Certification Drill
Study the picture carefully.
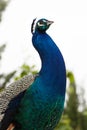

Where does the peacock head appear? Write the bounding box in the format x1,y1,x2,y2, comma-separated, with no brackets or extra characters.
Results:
31,18,54,34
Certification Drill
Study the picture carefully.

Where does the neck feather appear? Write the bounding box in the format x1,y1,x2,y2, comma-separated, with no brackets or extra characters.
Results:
32,31,66,94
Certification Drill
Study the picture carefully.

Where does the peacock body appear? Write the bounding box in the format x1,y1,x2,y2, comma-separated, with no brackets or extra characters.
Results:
0,18,66,130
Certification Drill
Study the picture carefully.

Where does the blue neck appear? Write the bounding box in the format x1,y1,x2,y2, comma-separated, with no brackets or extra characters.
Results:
32,30,66,95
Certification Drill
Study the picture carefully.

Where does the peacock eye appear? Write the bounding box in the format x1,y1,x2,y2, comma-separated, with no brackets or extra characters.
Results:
39,21,43,24
38,21,44,26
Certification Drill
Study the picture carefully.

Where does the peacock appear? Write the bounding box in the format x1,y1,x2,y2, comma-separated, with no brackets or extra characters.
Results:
0,18,66,130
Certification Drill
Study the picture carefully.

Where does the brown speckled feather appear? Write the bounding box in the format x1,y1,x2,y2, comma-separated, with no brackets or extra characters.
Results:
0,74,35,130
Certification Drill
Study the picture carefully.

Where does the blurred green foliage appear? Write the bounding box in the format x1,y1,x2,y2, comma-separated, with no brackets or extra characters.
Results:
66,71,79,129
14,64,38,80
0,44,6,59
0,45,37,90
0,44,16,90
0,0,16,91
55,71,87,130
0,0,9,21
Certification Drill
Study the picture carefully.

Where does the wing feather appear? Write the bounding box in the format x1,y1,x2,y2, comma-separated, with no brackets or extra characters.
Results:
0,74,35,129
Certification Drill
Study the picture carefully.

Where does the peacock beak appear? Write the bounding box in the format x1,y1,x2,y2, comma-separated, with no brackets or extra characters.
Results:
47,20,54,26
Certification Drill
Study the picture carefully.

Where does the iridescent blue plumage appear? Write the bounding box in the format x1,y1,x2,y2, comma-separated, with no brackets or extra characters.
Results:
5,18,66,130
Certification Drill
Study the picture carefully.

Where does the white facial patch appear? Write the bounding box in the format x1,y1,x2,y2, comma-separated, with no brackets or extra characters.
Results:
37,22,44,27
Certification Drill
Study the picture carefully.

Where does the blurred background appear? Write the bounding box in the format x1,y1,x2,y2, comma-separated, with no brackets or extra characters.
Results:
0,0,87,129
